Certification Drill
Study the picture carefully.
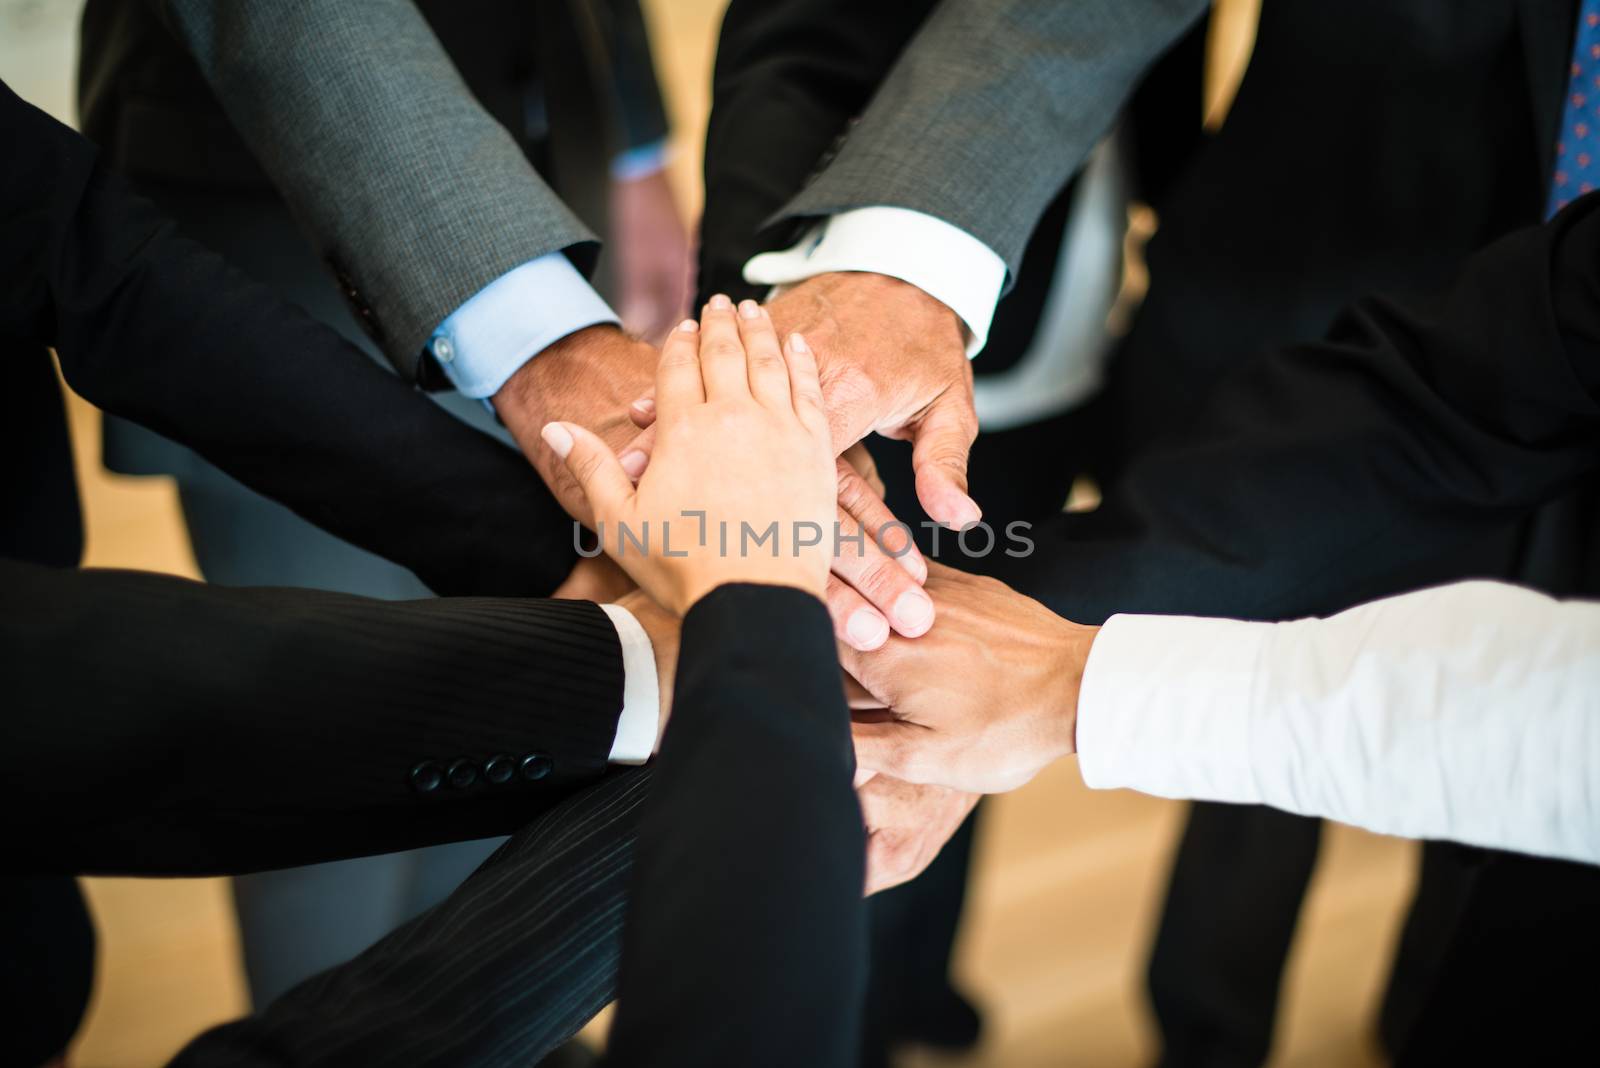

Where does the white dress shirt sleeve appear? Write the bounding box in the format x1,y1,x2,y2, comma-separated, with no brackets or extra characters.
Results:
426,253,620,399
1075,580,1600,866
598,602,661,765
743,206,1007,357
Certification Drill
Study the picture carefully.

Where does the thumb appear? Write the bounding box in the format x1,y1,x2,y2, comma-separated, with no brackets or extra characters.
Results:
541,422,636,520
910,393,981,528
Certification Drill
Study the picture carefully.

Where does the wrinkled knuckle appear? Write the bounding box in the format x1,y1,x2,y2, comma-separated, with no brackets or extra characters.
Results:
855,557,905,601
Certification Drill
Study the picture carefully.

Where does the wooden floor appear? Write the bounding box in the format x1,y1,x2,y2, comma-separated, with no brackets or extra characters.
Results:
6,1,1417,1065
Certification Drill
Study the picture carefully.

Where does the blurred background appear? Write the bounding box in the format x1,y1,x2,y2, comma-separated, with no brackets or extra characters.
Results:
3,0,1417,1064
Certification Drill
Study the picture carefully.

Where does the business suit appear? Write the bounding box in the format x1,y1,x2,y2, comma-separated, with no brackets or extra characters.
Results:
162,585,860,1068
711,0,1597,1062
0,80,629,1064
75,0,672,1002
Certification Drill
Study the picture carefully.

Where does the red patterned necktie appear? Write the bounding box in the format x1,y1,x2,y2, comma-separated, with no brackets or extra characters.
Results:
1550,3,1600,218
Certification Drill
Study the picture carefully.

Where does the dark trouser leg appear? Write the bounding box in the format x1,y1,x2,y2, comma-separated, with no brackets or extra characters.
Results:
1385,846,1600,1065
1148,804,1323,1068
3,877,96,1068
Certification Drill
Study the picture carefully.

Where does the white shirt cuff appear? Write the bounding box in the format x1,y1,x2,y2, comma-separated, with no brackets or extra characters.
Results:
598,603,660,765
427,253,620,399
742,206,1007,357
1076,613,1267,803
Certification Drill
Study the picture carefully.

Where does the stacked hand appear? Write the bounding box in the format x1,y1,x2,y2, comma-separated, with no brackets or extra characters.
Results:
523,280,1094,896
845,562,1097,794
542,294,837,613
621,271,971,650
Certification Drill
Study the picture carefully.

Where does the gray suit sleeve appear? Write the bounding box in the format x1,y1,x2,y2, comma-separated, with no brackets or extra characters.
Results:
779,0,1210,280
160,0,597,380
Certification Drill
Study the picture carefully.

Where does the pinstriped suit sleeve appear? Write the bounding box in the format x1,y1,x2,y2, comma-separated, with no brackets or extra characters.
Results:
3,559,626,877
156,0,598,378
778,0,1210,280
172,768,654,1068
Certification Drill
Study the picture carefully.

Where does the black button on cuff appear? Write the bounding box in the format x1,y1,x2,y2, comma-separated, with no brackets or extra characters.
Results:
520,753,553,781
409,761,444,794
447,757,479,789
484,754,515,785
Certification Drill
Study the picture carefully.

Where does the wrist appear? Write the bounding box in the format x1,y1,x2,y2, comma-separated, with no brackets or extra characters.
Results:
492,324,624,421
678,572,826,618
1049,622,1099,760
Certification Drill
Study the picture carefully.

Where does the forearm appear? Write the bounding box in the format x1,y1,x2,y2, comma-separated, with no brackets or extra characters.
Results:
176,768,652,1068
605,586,866,1067
698,0,938,301
1076,581,1600,865
1,560,623,876
160,0,594,372
7,84,575,596
988,197,1600,624
779,0,1209,276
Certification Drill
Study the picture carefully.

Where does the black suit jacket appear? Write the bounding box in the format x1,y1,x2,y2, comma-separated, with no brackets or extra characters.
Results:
1,79,626,873
171,585,866,1068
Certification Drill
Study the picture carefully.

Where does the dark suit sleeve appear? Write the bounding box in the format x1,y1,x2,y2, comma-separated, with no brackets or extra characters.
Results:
2,558,625,876
988,194,1600,623
604,585,867,1068
0,80,574,598
173,768,654,1068
169,588,856,1068
696,0,938,302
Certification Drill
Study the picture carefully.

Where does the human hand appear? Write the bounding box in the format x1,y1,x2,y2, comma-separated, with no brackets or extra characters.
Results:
624,413,934,651
857,771,980,895
768,271,980,528
843,561,1098,794
541,296,836,615
610,169,692,343
492,324,657,525
827,443,933,650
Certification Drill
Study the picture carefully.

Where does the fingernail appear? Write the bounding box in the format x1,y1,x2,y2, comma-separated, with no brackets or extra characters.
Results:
738,299,761,319
947,497,982,529
789,332,809,354
619,449,648,479
903,550,929,584
847,608,890,649
893,589,934,632
676,318,698,333
631,397,655,416
708,294,733,311
540,422,573,459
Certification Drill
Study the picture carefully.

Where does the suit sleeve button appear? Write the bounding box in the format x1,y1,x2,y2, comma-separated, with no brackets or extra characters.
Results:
447,758,479,789
519,754,553,781
409,761,444,794
484,754,515,785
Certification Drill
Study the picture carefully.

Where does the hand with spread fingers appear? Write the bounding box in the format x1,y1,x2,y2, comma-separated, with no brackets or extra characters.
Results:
843,561,1099,795
541,295,837,615
626,389,936,652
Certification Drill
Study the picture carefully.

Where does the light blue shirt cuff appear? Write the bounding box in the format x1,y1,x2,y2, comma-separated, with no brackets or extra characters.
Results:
611,137,672,181
427,253,620,399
